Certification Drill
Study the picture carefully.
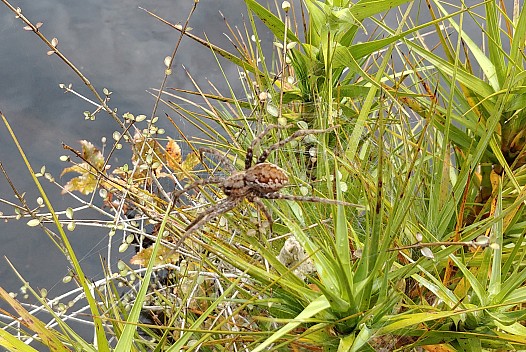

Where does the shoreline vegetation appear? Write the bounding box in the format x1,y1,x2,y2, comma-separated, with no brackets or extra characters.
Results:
2,1,526,351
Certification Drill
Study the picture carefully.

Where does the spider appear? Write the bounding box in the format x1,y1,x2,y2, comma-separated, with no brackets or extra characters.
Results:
171,124,356,246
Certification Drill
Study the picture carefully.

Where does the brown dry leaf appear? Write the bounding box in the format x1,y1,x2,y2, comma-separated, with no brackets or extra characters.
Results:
163,140,200,180
132,132,163,164
130,132,167,182
166,137,182,170
61,140,105,195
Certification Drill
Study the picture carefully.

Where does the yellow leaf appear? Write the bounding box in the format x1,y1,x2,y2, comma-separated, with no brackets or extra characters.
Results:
130,246,179,266
172,152,200,181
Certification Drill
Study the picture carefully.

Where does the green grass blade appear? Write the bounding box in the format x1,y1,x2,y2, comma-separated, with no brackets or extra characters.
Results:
351,0,413,21
0,329,39,352
244,0,299,43
431,0,500,91
483,0,506,86
448,254,487,305
114,203,174,351
0,287,69,352
507,4,526,73
166,270,248,351
251,295,331,352
0,113,109,351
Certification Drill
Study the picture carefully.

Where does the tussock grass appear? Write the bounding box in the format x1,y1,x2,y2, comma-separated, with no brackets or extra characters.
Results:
2,1,526,351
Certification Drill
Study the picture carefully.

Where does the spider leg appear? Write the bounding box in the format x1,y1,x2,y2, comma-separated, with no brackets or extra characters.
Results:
246,124,294,170
172,197,241,249
185,198,240,235
172,177,224,201
250,196,274,229
198,147,237,174
257,125,339,164
260,192,363,207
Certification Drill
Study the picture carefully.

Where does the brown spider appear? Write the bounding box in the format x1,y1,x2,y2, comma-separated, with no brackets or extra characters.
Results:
171,124,356,246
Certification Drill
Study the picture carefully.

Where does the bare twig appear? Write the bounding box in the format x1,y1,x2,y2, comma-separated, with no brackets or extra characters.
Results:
1,0,125,129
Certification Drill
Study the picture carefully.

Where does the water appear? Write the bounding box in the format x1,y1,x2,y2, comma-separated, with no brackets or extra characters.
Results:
0,0,249,331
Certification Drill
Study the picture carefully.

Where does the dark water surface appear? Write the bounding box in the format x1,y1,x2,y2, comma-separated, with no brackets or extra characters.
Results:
0,0,247,303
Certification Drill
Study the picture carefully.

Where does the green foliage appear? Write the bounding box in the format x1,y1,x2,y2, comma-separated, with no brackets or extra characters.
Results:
3,1,526,351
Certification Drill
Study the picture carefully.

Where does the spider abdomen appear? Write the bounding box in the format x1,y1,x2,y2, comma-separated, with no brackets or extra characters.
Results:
221,163,288,197
245,162,288,194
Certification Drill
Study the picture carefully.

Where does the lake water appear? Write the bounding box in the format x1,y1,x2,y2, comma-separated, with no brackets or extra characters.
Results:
0,0,249,318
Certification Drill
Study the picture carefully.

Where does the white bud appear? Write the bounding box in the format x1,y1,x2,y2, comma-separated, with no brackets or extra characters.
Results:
286,42,297,50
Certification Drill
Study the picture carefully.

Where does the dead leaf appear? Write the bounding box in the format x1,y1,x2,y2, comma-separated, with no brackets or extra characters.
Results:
130,246,179,266
166,137,182,170
61,140,105,195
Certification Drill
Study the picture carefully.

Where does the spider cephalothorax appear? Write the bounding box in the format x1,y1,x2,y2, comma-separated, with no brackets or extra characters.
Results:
171,124,355,247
